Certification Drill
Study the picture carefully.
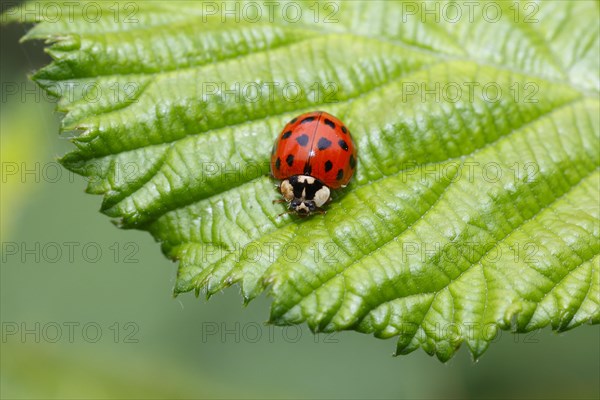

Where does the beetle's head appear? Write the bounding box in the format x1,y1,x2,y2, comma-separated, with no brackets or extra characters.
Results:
280,175,330,216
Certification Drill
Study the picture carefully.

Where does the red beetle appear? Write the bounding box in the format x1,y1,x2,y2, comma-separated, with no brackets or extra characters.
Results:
270,111,357,215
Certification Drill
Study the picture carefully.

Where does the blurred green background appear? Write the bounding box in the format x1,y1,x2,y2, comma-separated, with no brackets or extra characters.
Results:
1,13,599,400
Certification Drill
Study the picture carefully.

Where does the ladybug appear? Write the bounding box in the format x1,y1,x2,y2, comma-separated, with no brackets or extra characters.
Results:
270,111,357,216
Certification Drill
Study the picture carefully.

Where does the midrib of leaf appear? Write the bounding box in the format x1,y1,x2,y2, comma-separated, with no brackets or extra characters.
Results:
169,100,592,310
79,64,582,231
241,97,596,330
171,73,584,245
102,60,448,222
27,5,596,219
7,0,598,361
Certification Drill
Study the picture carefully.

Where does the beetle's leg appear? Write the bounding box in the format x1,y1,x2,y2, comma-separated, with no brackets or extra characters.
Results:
277,210,296,217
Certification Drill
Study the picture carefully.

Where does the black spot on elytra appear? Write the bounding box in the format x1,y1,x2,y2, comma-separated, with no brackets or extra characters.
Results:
275,157,281,169
290,117,298,124
336,169,344,180
281,130,292,139
349,154,356,169
303,163,312,175
301,116,316,124
286,154,294,167
324,160,333,172
317,137,332,150
295,134,309,146
338,139,349,151
324,119,335,129
341,126,348,134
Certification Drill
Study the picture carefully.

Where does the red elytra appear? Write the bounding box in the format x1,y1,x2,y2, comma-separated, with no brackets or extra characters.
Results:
270,111,357,215
271,111,357,188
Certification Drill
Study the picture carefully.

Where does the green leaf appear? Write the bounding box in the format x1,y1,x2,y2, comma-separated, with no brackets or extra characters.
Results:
7,0,599,361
